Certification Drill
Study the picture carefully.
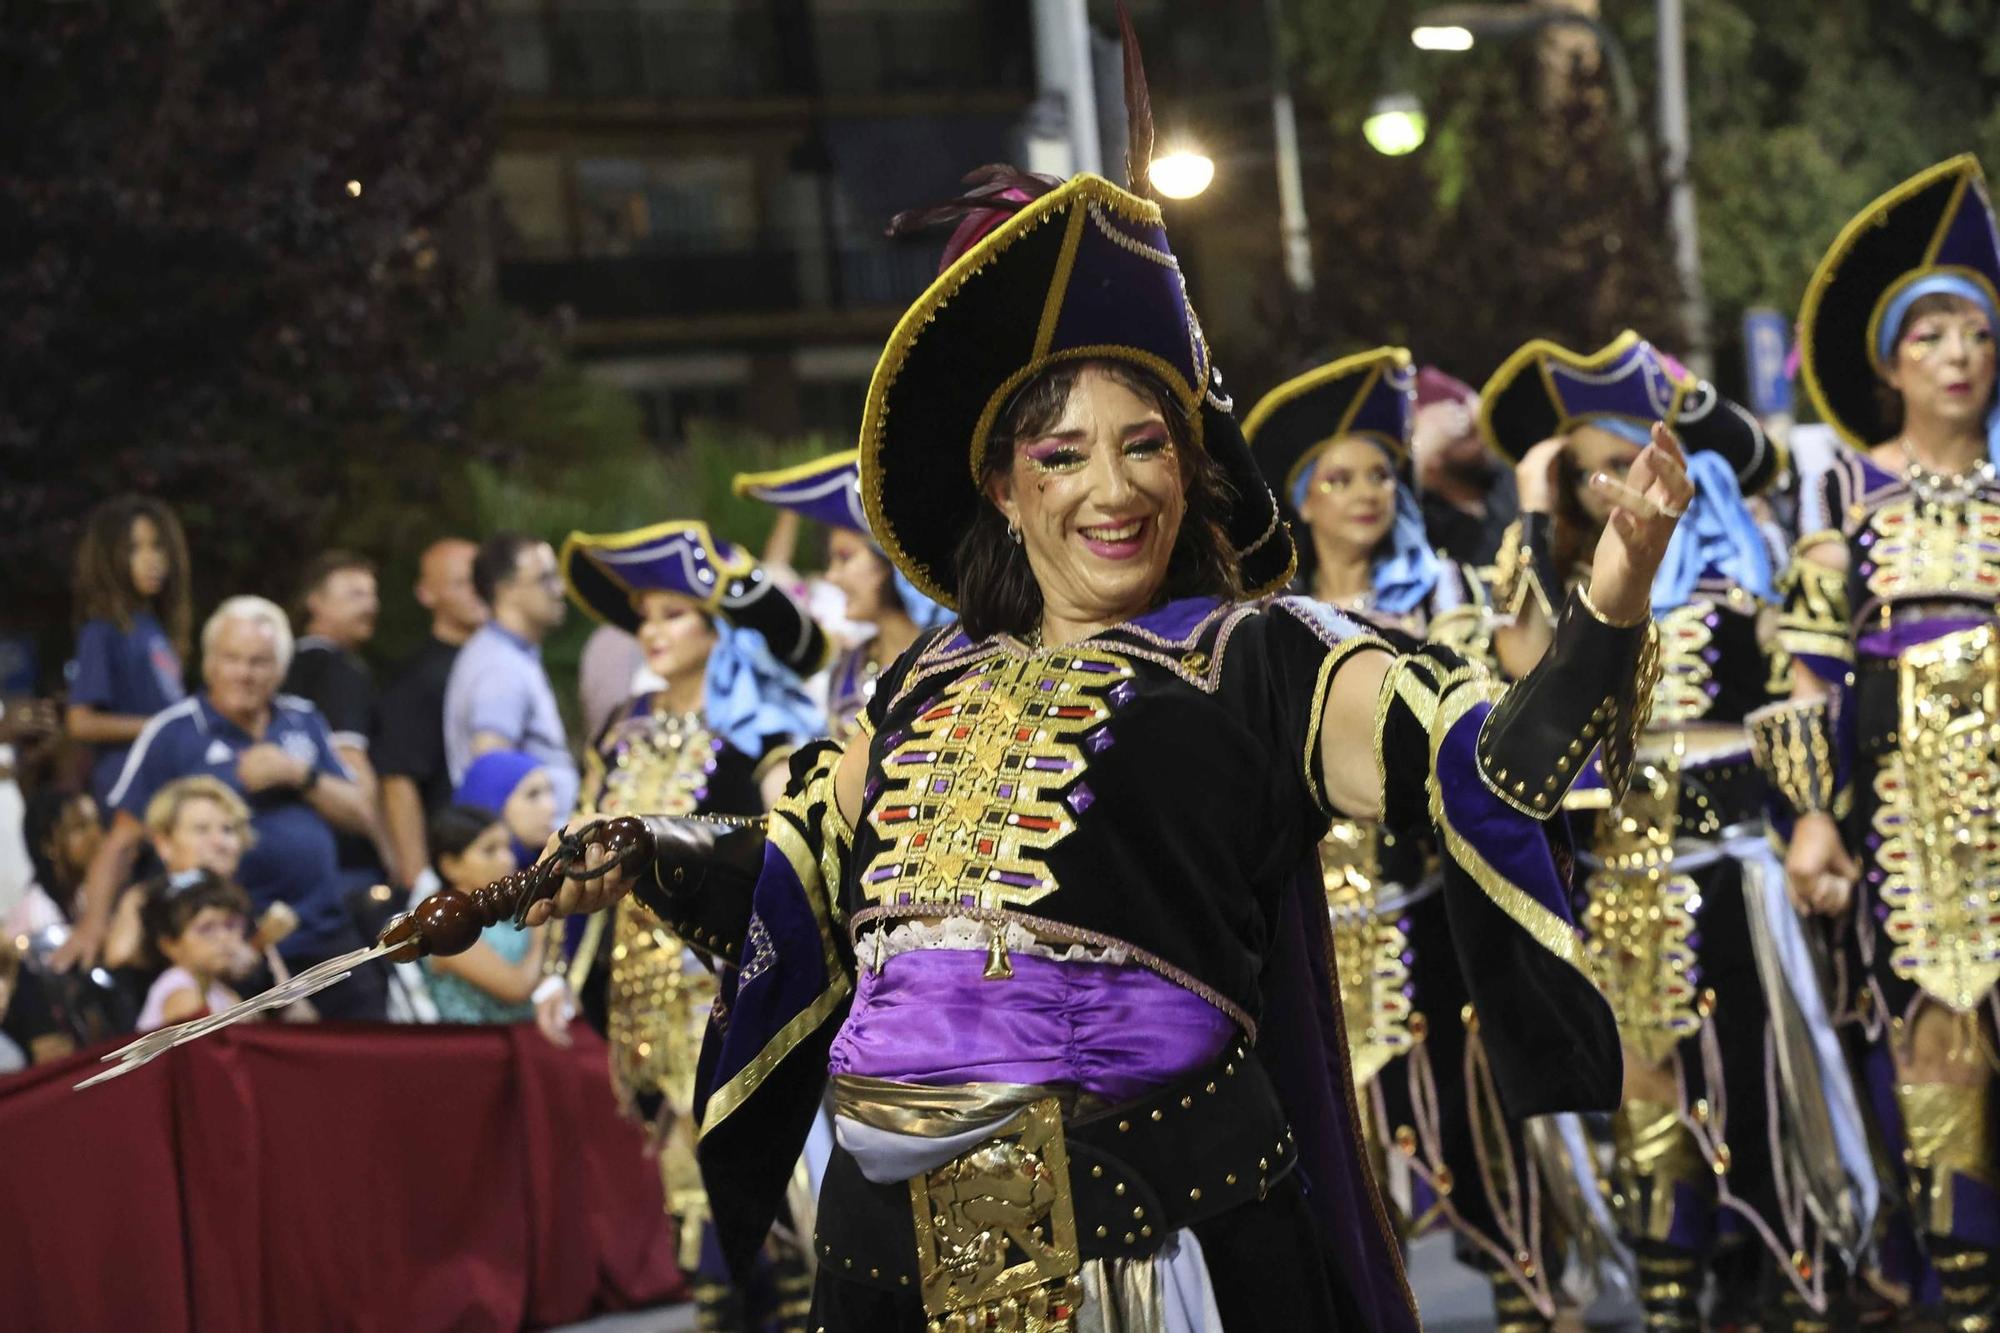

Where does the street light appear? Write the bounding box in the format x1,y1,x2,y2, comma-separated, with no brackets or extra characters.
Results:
1410,5,1640,142
1411,25,1475,51
1363,94,1427,157
1150,149,1216,200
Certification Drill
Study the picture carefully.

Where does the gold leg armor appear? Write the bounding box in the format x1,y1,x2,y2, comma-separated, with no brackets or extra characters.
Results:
1896,1080,1998,1238
1612,1097,1709,1245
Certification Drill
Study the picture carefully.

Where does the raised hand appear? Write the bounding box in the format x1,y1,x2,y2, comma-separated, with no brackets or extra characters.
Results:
1586,422,1695,622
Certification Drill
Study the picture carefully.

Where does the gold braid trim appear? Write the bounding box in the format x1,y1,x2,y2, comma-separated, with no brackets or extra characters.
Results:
1778,554,1853,667
697,748,855,1140
1426,679,1591,976
1746,697,1847,818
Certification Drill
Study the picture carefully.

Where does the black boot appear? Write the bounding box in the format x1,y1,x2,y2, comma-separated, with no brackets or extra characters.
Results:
1489,1265,1553,1333
1635,1239,1705,1331
1930,1237,1999,1333
693,1278,748,1333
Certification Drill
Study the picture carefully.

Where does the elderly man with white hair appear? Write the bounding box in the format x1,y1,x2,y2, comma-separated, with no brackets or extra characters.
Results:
56,597,387,1020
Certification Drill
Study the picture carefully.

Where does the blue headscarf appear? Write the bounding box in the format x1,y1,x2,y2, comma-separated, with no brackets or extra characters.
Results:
1876,273,2000,466
1584,416,1777,612
889,565,956,632
454,750,548,863
1289,448,1442,616
454,750,543,820
703,623,824,757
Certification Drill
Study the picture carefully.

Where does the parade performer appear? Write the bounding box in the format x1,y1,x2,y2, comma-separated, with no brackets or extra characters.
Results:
551,520,826,1333
733,452,955,742
1486,331,1874,1330
1244,347,1579,1331
1776,153,2000,1331
503,125,1697,1325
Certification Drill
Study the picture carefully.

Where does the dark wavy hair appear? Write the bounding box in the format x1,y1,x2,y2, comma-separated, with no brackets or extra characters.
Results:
72,494,193,660
140,870,250,971
954,359,1242,640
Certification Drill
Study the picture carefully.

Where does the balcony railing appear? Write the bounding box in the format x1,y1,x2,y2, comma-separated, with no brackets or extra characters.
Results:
498,4,1031,103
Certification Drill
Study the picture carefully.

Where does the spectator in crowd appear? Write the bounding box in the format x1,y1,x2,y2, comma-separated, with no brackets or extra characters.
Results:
453,749,560,866
442,533,577,815
420,804,542,1023
58,597,389,1020
134,872,250,1032
1411,366,1519,566
64,495,192,810
0,698,62,936
19,787,101,934
374,538,486,890
284,550,391,885
0,938,74,1071
103,775,253,972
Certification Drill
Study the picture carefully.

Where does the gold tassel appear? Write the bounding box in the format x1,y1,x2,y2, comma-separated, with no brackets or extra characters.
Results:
984,928,1014,980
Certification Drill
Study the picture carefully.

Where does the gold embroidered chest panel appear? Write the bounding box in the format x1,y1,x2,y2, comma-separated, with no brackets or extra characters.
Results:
593,709,717,818
587,708,719,1113
861,647,1133,911
1859,493,2000,609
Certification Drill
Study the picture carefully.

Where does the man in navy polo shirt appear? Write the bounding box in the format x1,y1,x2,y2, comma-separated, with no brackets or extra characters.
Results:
58,597,389,1021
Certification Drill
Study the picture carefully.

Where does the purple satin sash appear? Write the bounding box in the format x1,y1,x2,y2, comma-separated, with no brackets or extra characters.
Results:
826,948,1237,1103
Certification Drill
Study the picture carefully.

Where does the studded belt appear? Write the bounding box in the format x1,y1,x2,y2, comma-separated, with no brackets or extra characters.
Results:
813,1041,1297,1300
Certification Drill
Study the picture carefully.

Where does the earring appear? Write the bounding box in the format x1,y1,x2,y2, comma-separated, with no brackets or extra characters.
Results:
1007,521,1022,545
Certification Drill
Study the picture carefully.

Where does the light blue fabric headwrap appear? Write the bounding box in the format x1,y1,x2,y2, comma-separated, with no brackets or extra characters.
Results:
1581,416,1776,611
703,623,823,757
1288,448,1440,615
1373,485,1444,615
889,565,956,632
1875,273,2000,466
1650,452,1777,612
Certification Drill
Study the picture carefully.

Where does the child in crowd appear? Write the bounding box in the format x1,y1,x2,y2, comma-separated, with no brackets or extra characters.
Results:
135,872,250,1032
421,804,543,1023
65,495,193,811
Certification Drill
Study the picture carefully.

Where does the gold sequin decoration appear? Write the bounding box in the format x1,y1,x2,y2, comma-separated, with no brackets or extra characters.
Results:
593,709,721,1159
1581,742,1701,1066
1863,494,2000,608
1321,820,1412,1087
1651,601,1717,725
861,648,1130,910
1875,624,2000,1011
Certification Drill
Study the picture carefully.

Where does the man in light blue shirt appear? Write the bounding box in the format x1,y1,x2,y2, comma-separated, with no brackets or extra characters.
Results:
442,533,579,815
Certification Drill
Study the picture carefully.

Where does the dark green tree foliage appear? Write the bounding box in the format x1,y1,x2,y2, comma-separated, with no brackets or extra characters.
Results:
0,0,542,650
1272,0,2000,394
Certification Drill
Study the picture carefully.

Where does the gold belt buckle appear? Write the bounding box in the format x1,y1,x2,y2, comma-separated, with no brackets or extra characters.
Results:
908,1095,1083,1332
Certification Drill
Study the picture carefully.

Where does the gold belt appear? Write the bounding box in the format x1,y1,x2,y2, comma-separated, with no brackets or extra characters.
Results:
831,1078,1083,1333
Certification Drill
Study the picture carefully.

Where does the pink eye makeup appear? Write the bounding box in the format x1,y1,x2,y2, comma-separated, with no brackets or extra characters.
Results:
1022,437,1087,472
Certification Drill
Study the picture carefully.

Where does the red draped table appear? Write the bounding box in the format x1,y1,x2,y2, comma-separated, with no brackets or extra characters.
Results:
0,1023,688,1331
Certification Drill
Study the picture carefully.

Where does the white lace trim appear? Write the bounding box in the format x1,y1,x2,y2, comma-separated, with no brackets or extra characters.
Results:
866,916,1132,967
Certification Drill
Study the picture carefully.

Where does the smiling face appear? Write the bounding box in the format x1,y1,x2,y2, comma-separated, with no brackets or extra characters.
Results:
1885,293,1998,433
633,588,718,684
985,364,1188,635
825,527,895,623
1300,437,1398,558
